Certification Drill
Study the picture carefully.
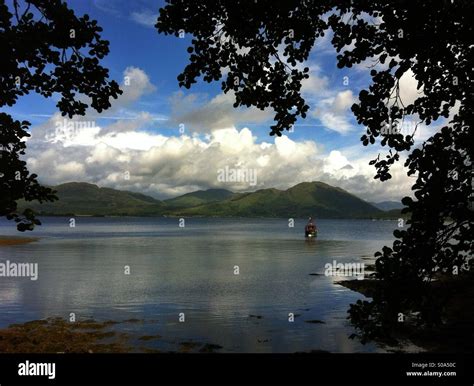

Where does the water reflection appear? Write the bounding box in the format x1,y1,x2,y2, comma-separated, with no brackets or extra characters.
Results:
0,217,398,352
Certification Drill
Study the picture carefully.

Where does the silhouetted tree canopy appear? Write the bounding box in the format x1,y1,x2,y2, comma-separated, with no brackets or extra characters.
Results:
157,0,473,341
0,0,121,231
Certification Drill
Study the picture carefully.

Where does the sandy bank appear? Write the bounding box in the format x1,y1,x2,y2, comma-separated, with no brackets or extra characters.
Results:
0,236,39,246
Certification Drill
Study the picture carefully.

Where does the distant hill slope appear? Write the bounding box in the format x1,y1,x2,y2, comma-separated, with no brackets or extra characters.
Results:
371,200,404,211
18,181,384,218
372,208,408,219
168,182,383,218
164,188,236,208
19,182,165,216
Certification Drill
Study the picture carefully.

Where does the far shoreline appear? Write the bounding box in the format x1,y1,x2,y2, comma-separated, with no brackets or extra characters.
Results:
7,213,404,220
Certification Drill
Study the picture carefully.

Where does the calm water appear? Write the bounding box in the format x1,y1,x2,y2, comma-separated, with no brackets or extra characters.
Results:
0,217,402,353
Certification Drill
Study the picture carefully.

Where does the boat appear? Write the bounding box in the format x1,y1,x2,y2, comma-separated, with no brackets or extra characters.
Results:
305,224,317,238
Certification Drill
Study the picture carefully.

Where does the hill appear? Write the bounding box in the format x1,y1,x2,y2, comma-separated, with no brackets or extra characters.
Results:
18,181,385,219
371,208,408,219
371,200,404,211
164,188,236,208
168,182,383,218
19,182,165,216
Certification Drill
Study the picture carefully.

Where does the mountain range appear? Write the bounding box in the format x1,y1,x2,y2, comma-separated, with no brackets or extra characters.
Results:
370,201,404,211
18,181,403,219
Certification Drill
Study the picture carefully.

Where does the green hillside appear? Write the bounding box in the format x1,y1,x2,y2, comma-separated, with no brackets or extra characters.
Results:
370,200,404,211
164,188,236,208
168,182,383,218
17,181,384,218
371,208,408,219
19,182,165,216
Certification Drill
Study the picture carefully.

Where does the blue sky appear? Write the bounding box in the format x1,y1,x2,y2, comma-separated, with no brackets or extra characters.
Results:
12,0,366,146
7,0,429,201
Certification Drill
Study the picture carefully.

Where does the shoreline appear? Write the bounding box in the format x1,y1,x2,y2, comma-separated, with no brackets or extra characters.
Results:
0,236,39,246
0,317,223,353
2,277,470,353
337,273,474,353
4,214,403,221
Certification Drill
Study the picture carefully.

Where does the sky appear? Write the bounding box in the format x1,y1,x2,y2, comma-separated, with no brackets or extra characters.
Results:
7,0,443,202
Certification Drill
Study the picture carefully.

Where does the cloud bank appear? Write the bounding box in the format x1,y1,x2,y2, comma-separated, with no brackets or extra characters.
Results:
24,67,414,202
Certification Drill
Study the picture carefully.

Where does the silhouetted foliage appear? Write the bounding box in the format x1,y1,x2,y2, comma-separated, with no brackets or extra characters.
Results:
0,0,121,231
157,0,473,341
